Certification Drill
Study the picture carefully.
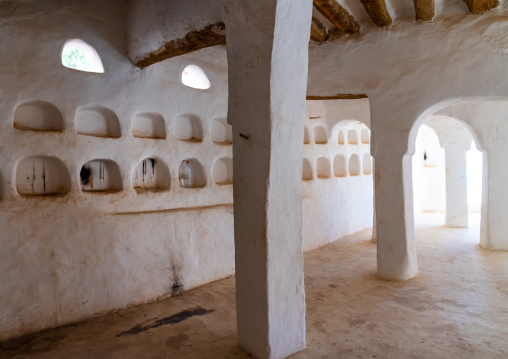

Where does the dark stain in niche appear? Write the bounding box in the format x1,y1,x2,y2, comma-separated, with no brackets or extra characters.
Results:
80,164,91,186
116,307,213,337
171,275,184,295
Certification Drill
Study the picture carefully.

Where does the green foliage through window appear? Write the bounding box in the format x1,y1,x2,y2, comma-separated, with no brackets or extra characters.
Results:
62,47,91,71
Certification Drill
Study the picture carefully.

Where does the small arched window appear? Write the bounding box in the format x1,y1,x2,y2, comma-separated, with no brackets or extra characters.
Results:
181,65,211,90
61,39,104,73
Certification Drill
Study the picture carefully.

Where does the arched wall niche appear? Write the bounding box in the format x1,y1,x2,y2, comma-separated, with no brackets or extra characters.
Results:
363,153,373,174
80,159,122,192
16,156,71,196
316,157,331,178
212,157,233,185
132,113,166,139
174,114,203,142
314,125,328,144
133,158,170,192
75,105,121,138
349,154,361,176
178,158,206,188
13,101,64,132
302,158,313,181
361,128,370,144
348,130,359,144
304,127,310,144
338,130,345,145
211,117,232,144
333,154,347,177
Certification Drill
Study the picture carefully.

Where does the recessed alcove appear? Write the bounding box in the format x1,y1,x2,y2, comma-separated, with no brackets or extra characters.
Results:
348,130,359,144
80,159,122,192
75,105,121,138
316,157,331,178
174,114,203,142
363,153,373,174
314,125,328,144
338,130,345,145
333,154,347,177
302,158,313,181
178,159,206,188
361,128,370,144
210,117,232,144
349,154,361,176
132,113,166,139
304,127,310,144
16,156,70,196
133,158,170,192
13,101,64,132
212,157,233,185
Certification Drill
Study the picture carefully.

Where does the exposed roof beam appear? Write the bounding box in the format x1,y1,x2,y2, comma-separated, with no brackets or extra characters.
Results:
465,0,499,14
135,22,226,69
310,17,330,42
414,0,435,21
313,0,360,34
359,0,392,27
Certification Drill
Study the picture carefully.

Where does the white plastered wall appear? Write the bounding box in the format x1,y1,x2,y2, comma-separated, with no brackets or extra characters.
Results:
0,0,235,341
303,99,374,251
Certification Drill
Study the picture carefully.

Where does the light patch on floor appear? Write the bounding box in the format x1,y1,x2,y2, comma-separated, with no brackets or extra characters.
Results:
1,213,507,358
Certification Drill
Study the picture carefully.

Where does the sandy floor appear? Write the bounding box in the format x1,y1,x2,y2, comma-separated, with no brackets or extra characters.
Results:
2,213,508,359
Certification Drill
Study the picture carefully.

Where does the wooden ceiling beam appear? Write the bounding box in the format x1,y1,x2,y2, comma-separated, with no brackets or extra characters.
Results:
414,0,435,21
135,22,226,69
359,0,392,27
310,17,330,42
313,0,360,34
465,0,499,15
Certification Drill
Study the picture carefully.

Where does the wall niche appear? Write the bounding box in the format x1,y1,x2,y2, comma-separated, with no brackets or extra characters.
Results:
333,154,347,177
75,105,121,138
302,158,313,181
212,157,233,185
80,159,122,192
132,113,166,139
316,157,331,179
338,130,345,145
16,156,70,196
348,130,359,144
363,153,373,174
304,127,310,144
349,154,361,176
13,101,64,132
314,125,327,144
133,158,170,192
361,128,370,144
174,114,203,142
211,117,232,144
178,159,206,188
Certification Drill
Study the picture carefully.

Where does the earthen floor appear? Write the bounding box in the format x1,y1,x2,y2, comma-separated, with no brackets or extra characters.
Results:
2,214,508,359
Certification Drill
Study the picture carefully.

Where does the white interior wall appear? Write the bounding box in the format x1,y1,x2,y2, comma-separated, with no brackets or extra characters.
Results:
0,2,377,342
0,0,234,341
303,99,374,251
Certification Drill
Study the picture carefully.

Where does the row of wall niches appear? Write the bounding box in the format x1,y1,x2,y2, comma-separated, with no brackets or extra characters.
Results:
302,153,373,180
11,101,232,144
304,126,370,145
12,156,233,197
